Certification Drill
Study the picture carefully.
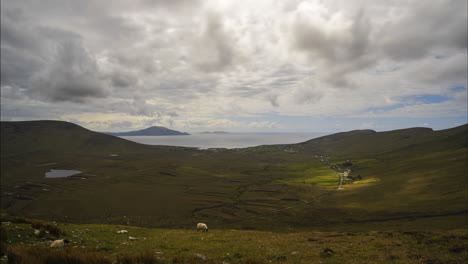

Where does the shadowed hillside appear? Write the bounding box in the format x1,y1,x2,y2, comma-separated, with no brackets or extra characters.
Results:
297,126,466,157
1,120,158,156
1,121,466,231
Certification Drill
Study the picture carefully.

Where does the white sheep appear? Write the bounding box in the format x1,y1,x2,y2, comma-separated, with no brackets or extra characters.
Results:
50,239,70,248
116,230,128,234
196,223,208,232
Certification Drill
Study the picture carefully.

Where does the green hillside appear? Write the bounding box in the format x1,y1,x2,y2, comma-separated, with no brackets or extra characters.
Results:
1,121,466,232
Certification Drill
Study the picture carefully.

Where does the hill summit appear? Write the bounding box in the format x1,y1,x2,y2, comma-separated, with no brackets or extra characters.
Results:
105,126,189,136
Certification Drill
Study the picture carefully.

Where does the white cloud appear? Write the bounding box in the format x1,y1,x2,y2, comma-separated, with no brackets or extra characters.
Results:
1,0,466,131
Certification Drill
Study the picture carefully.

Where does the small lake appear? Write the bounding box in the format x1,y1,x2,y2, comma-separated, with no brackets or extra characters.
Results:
45,169,82,178
120,133,327,149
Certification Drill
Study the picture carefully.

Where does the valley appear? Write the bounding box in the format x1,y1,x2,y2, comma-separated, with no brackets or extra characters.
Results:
1,120,467,263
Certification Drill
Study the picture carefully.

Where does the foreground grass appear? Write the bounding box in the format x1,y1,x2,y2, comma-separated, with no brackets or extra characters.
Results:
2,221,467,264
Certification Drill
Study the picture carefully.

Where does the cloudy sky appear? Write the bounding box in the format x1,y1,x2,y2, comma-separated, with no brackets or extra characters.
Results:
1,0,467,133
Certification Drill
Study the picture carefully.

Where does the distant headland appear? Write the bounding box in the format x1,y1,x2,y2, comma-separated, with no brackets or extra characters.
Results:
105,126,189,136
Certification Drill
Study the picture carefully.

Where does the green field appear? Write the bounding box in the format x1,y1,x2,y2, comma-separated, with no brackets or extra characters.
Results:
1,121,467,262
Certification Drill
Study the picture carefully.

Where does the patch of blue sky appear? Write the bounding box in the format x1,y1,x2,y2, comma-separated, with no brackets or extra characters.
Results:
364,104,408,114
400,94,451,104
450,86,466,92
434,55,448,59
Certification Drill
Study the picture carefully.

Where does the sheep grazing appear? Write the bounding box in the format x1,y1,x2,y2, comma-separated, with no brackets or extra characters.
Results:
50,239,70,248
196,223,208,232
116,230,128,234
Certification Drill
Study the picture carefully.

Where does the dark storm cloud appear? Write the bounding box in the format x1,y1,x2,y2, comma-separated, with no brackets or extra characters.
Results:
30,39,106,102
0,46,42,88
290,0,467,88
192,12,238,72
108,70,139,88
0,8,45,88
1,0,203,104
1,8,40,52
292,9,371,63
380,0,467,61
291,8,374,87
1,4,107,103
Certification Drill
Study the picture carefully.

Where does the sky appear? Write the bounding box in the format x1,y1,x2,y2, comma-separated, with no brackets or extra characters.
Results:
1,0,467,133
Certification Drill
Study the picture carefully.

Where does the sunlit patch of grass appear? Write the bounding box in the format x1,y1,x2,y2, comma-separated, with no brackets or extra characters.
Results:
276,161,339,186
281,169,339,186
350,177,380,186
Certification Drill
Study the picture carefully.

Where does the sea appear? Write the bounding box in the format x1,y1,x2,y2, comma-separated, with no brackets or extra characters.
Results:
120,133,327,149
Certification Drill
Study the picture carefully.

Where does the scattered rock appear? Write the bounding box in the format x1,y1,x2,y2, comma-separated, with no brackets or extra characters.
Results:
128,236,139,241
196,253,207,261
320,248,335,258
117,230,128,234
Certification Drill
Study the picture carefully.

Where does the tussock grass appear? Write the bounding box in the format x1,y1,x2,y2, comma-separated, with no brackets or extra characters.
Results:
6,244,111,264
29,220,64,237
1,216,65,238
116,250,163,264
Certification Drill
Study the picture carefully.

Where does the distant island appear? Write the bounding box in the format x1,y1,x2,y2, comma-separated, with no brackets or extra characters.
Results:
105,126,190,136
200,131,229,134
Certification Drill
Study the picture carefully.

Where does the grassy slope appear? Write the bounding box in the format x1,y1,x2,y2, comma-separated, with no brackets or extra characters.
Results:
1,121,467,232
283,125,468,230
